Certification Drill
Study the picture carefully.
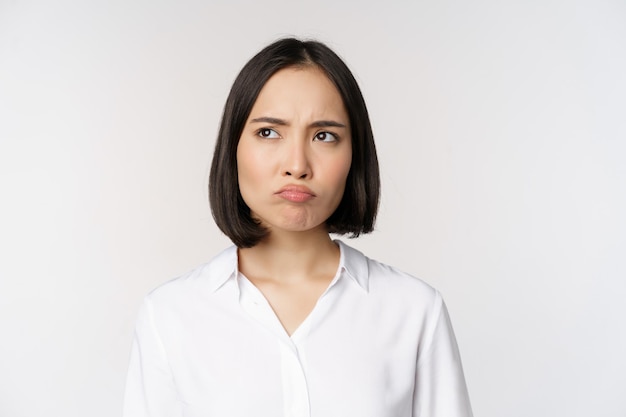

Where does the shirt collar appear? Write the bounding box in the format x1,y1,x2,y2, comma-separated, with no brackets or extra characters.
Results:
335,240,369,292
204,239,370,293
205,245,238,293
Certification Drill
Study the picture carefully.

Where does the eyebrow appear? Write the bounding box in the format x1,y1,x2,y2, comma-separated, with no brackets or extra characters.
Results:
249,117,347,129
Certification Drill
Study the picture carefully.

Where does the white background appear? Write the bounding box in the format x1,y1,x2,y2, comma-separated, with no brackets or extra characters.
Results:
1,0,625,416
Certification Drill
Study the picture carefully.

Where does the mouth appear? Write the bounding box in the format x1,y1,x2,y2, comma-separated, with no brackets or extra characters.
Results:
275,185,316,203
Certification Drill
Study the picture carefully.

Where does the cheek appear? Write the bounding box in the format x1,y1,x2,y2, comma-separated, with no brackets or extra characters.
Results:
237,143,262,185
337,149,353,182
326,152,352,196
236,156,256,210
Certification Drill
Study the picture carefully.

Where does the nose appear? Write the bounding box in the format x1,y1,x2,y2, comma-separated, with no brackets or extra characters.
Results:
282,139,311,179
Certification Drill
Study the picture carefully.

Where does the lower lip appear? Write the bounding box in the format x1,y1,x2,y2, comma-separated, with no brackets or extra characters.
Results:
277,190,315,203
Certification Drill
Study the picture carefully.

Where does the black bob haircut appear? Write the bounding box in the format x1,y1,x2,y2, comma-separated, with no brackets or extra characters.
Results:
209,38,380,248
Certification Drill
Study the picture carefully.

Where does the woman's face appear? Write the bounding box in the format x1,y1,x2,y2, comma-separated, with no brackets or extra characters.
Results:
236,66,352,235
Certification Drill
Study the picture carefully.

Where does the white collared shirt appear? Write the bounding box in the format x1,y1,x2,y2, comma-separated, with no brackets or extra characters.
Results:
123,241,473,417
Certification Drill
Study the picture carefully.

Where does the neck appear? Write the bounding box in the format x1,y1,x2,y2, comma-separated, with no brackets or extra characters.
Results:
238,227,339,283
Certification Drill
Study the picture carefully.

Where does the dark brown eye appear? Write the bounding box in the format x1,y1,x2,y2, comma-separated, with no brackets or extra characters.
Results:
257,128,279,139
314,131,337,142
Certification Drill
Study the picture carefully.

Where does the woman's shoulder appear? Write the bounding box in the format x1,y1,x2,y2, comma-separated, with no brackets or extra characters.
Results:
144,245,238,306
337,240,440,303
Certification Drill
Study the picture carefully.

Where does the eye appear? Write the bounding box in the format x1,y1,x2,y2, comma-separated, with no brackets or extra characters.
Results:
314,131,338,143
257,128,280,139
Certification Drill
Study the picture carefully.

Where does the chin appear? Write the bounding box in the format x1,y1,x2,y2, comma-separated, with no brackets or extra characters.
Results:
268,219,328,234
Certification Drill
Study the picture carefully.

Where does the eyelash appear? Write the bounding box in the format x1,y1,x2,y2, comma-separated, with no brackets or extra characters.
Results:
255,128,339,143
314,131,339,143
256,128,280,139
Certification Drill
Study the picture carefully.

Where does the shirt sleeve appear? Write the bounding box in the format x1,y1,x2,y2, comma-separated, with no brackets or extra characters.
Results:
413,292,473,417
123,297,182,417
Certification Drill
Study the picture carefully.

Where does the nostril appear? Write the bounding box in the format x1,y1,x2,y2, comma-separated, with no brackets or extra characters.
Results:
284,170,308,178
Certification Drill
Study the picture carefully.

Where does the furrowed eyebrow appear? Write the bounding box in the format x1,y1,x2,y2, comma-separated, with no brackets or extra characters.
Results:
249,117,347,129
309,120,347,129
249,117,288,125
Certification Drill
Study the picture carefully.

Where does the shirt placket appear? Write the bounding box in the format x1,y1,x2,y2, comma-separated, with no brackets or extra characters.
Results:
280,341,310,417
238,275,312,417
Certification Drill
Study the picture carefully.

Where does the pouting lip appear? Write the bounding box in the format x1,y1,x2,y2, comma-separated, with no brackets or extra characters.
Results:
275,184,316,197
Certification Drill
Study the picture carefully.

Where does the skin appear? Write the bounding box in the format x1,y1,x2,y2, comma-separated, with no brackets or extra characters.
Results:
236,66,352,336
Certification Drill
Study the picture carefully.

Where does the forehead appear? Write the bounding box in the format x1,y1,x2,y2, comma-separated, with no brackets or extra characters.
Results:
248,66,349,123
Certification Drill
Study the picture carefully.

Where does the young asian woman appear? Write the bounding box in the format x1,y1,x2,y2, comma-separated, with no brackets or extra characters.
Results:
123,38,473,417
